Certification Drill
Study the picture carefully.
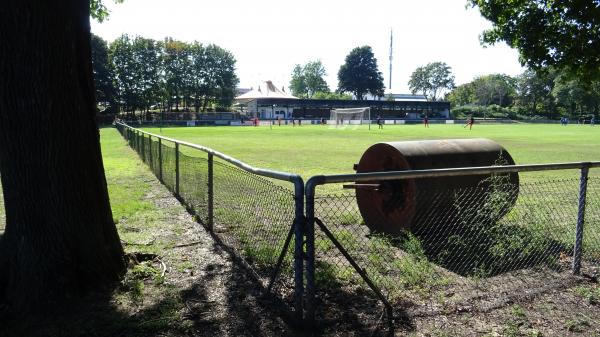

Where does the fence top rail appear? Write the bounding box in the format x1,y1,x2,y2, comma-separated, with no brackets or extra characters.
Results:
116,122,302,184
306,161,600,191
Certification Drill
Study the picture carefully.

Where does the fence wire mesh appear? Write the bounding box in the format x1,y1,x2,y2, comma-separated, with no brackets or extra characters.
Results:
117,123,600,331
310,172,599,322
115,124,298,311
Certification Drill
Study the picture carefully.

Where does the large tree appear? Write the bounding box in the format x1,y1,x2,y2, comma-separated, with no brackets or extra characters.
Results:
471,74,516,107
162,38,191,111
408,62,455,101
552,73,600,118
337,46,385,100
91,33,116,113
0,0,125,315
447,82,476,107
469,0,600,81
110,35,139,114
515,69,557,116
289,60,329,98
201,44,239,111
132,37,162,114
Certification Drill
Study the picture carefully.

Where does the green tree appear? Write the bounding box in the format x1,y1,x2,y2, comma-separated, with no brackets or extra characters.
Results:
289,60,329,98
0,0,125,314
552,73,600,118
312,91,352,100
289,65,308,98
469,0,600,81
447,82,475,107
162,38,190,111
91,33,116,113
188,42,207,112
132,37,162,115
199,44,239,111
109,34,139,115
472,74,516,107
515,69,556,117
337,46,385,100
408,62,455,101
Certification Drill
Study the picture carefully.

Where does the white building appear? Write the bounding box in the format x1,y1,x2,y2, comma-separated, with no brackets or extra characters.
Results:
234,81,298,118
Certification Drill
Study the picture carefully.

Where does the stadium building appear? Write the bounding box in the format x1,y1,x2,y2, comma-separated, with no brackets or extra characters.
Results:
235,81,451,120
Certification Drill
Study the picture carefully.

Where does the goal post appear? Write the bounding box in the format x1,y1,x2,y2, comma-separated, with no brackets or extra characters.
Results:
329,107,371,129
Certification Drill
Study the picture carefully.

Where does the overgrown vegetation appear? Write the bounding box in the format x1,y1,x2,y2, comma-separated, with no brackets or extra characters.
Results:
414,162,563,276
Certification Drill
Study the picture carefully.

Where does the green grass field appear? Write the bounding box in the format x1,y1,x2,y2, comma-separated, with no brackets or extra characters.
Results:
142,123,600,179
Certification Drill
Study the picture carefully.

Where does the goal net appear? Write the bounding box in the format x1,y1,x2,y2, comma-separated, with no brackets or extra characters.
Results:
329,107,370,125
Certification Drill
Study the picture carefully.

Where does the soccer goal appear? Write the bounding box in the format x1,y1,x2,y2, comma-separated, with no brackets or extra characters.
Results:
330,107,371,129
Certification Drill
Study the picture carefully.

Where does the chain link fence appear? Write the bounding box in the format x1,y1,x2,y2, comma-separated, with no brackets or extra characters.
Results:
305,167,600,331
116,122,600,333
115,123,305,323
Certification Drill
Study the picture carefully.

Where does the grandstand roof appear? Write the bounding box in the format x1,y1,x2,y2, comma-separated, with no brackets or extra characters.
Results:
388,93,427,101
235,81,298,103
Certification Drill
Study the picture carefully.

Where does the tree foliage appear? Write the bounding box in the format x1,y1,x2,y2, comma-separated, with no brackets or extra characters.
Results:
515,69,556,116
469,0,600,81
408,62,455,101
447,67,600,119
447,82,475,107
107,35,238,114
472,74,516,107
289,60,329,98
91,34,116,112
552,72,600,117
337,46,385,100
312,91,352,100
90,0,123,22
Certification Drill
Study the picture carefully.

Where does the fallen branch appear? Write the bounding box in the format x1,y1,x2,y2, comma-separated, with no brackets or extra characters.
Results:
172,241,202,248
154,257,167,277
121,238,156,246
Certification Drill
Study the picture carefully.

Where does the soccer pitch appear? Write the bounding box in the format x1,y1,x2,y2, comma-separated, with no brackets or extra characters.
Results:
142,123,600,179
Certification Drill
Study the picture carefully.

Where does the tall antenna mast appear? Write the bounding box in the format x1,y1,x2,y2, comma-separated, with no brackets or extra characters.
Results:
389,28,393,90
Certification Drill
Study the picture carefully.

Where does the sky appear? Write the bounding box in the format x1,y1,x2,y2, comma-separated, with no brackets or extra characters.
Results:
91,0,525,94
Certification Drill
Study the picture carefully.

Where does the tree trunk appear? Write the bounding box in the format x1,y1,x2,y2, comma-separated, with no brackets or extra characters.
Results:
0,0,125,314
202,97,210,112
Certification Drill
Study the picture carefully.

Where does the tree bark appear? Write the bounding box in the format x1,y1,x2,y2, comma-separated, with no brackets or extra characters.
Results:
0,0,125,314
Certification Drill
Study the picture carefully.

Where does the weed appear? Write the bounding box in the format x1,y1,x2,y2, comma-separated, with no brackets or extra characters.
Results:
413,160,563,277
503,322,521,337
176,261,194,273
573,285,600,305
511,305,527,320
527,329,542,337
565,317,590,332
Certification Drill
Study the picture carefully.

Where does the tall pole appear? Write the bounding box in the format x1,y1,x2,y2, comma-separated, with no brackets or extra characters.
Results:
389,28,393,90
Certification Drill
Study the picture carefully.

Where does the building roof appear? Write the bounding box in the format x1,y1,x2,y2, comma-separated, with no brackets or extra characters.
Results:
235,81,298,103
389,93,427,101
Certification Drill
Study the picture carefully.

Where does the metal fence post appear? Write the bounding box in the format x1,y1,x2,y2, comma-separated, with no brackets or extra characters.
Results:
572,164,589,274
158,138,163,182
142,134,146,162
175,143,180,196
207,153,214,231
292,178,305,327
304,177,321,327
148,135,153,171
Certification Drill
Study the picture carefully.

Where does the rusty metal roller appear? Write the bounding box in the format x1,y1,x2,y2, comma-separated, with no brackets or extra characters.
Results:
353,138,519,236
